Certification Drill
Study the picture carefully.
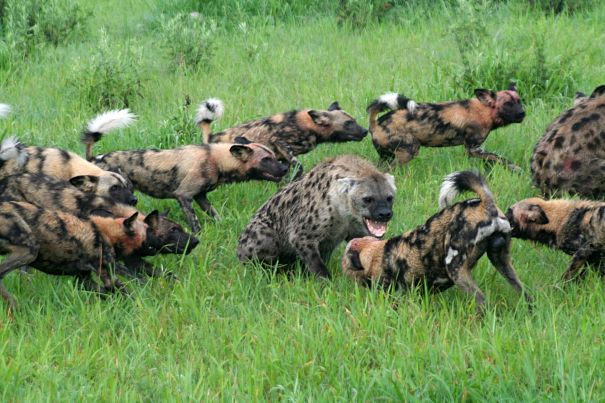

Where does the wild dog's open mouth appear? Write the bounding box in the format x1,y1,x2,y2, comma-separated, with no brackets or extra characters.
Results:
262,172,285,182
364,218,388,238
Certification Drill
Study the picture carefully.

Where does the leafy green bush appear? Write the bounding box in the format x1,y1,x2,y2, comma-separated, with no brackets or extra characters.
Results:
0,0,89,69
68,30,144,110
527,0,596,14
157,96,201,148
336,0,395,29
159,12,217,72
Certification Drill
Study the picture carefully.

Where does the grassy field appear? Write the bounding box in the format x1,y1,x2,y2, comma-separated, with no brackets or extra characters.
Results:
1,0,605,400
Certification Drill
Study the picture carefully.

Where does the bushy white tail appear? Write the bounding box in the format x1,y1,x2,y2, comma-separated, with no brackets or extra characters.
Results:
195,98,224,125
0,104,12,119
0,136,27,167
86,109,136,135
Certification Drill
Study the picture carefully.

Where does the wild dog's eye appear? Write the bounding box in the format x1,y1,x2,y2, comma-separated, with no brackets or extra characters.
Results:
170,227,178,233
362,196,374,204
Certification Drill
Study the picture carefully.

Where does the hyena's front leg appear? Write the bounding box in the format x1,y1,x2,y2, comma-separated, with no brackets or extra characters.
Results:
292,240,331,279
466,146,521,172
175,195,203,233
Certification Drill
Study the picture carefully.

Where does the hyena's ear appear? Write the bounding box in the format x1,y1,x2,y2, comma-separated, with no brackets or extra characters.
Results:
69,175,99,193
574,92,587,106
590,85,605,99
507,82,518,92
327,101,342,111
308,110,331,126
229,144,253,162
123,212,139,233
474,89,497,107
523,205,549,225
337,177,358,194
144,210,160,230
385,174,396,192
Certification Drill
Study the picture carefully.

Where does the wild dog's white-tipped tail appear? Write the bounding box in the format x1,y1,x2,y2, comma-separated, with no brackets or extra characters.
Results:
0,136,27,167
86,109,136,135
195,98,224,125
377,92,400,111
438,170,495,211
0,104,12,119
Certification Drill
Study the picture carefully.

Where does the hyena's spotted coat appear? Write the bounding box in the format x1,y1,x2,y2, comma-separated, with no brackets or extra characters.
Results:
237,155,395,278
530,84,605,197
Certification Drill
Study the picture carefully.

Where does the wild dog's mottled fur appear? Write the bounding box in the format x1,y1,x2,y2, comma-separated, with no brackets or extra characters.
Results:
0,173,124,217
237,155,395,278
198,100,368,174
0,140,136,205
96,205,199,279
530,85,605,197
85,131,288,232
342,171,532,315
367,84,525,170
507,197,605,282
0,201,147,309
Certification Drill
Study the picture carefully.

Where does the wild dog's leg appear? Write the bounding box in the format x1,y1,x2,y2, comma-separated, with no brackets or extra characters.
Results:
273,141,303,179
0,244,38,310
466,146,521,172
193,193,219,221
487,234,533,308
176,196,203,233
561,246,593,282
445,246,486,315
393,135,420,165
74,271,106,294
119,256,176,281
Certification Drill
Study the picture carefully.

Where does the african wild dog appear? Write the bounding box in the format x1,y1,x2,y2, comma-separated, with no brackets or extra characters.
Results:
82,110,288,232
196,98,368,176
93,205,199,279
342,171,532,315
507,197,605,282
237,155,395,278
0,201,148,310
367,84,525,171
0,109,137,205
530,84,605,197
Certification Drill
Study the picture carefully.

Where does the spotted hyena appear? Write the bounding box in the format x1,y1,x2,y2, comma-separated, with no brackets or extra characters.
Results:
237,155,396,278
367,84,525,171
530,84,605,197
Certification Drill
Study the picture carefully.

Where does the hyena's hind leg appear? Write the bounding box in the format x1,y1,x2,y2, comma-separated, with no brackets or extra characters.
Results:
237,221,285,267
0,243,39,310
486,234,533,309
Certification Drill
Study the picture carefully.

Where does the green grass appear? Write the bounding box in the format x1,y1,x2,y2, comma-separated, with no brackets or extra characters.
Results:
1,0,605,400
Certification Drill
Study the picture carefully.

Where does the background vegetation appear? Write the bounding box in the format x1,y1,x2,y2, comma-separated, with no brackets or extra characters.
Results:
0,0,604,399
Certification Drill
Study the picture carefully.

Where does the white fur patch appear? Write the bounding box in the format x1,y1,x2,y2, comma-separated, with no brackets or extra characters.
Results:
445,248,459,265
378,92,400,110
406,100,418,114
0,136,26,167
336,177,357,194
196,98,224,124
438,173,459,209
473,217,511,244
87,109,136,134
0,104,12,118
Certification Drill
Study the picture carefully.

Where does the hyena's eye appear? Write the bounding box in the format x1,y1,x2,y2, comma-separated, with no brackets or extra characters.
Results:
386,196,393,203
362,196,374,204
110,185,119,191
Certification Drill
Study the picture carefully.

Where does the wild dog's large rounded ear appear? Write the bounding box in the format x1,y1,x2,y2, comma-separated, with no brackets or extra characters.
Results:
144,210,160,230
507,82,518,92
123,212,139,231
308,110,331,126
69,175,99,192
337,177,357,194
474,89,497,107
160,208,171,217
590,85,605,99
229,144,253,162
385,174,396,192
327,101,342,111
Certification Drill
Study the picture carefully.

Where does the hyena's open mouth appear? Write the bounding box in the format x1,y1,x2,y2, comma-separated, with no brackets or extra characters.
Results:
364,217,388,238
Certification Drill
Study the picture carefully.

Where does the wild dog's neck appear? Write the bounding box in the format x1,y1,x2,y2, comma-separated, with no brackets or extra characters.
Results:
468,99,502,131
90,215,146,256
213,147,247,183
